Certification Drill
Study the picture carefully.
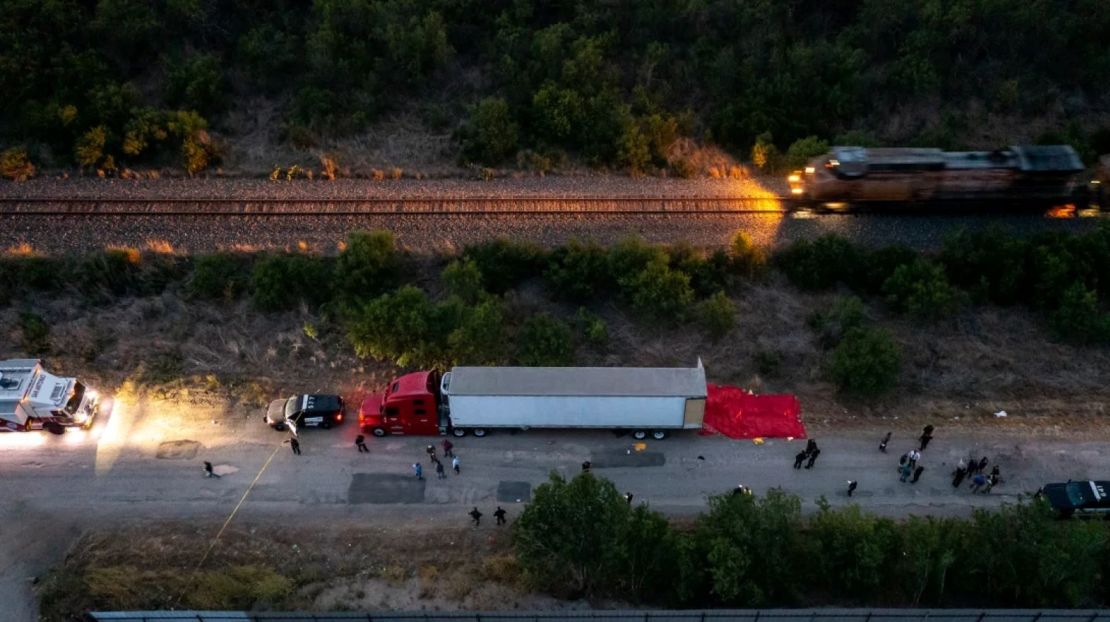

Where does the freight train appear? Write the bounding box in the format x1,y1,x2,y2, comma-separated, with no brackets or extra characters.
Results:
787,145,1098,210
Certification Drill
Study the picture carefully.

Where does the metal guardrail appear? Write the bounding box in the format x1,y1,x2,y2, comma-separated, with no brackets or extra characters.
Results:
86,610,1110,622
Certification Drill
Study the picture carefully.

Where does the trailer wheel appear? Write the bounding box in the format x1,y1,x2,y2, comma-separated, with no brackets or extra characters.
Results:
472,428,488,438
632,430,647,440
44,422,65,435
371,427,387,438
651,430,668,440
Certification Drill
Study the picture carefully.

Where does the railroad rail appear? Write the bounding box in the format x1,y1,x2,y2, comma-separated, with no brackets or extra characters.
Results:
0,196,789,216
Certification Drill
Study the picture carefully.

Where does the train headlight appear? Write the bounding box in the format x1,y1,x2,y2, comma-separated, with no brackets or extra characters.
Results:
804,166,815,174
791,187,804,195
787,174,801,183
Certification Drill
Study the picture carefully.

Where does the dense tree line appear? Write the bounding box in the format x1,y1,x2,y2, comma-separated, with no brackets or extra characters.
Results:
515,473,1110,607
2,1,1109,174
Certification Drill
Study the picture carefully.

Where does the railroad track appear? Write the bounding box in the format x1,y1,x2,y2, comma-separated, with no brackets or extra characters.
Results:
0,196,790,216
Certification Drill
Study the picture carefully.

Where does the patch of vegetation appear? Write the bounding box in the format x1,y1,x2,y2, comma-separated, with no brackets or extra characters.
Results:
826,327,901,396
188,253,249,301
516,314,574,366
250,253,332,312
19,312,50,354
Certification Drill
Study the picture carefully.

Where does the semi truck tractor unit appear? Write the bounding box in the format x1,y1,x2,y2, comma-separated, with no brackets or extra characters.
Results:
359,363,707,439
0,359,100,433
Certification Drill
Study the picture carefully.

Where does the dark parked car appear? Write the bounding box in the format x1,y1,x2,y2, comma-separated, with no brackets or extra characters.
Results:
265,394,344,430
1041,480,1110,518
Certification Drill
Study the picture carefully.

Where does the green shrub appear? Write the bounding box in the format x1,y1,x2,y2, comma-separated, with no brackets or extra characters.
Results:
0,147,35,180
1050,282,1110,344
860,245,918,294
448,299,506,364
576,307,609,348
608,236,667,282
940,230,1029,305
460,97,519,165
775,235,864,291
75,126,108,168
516,314,574,366
187,565,292,610
827,327,901,396
784,136,829,169
807,296,866,349
619,257,695,322
347,286,449,367
463,239,546,294
545,240,612,302
808,502,899,597
754,350,783,377
188,253,249,301
165,53,226,116
442,258,484,304
74,249,142,299
670,242,730,297
751,131,779,171
20,312,50,354
251,253,331,311
882,258,963,320
698,291,735,340
334,230,398,301
729,231,766,280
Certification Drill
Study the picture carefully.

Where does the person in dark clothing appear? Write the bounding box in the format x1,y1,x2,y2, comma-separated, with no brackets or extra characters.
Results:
847,480,858,497
804,448,821,469
494,506,507,525
442,439,454,458
879,432,891,453
970,473,987,492
912,465,925,483
203,461,220,478
426,444,437,462
625,492,634,505
469,507,482,526
805,439,818,455
289,437,301,455
966,456,979,475
793,450,807,469
977,457,989,474
581,460,591,473
952,462,968,488
435,460,446,479
355,435,369,453
919,430,933,451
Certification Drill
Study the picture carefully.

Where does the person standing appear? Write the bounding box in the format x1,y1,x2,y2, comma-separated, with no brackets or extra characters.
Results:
469,507,482,527
805,439,818,455
908,449,921,469
911,465,925,483
494,506,507,525
900,462,913,482
919,425,934,451
435,460,446,479
625,492,634,505
355,435,369,453
847,480,858,497
289,437,301,455
413,463,424,480
804,448,821,469
426,444,437,463
878,432,891,453
442,439,454,458
452,455,460,475
952,461,968,488
977,457,989,474
793,450,807,469
203,461,220,478
581,460,591,473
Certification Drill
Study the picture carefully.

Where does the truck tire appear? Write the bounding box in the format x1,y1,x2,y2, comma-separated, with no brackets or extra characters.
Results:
45,422,65,435
451,428,467,437
651,430,668,440
632,430,647,440
371,427,387,438
472,428,488,438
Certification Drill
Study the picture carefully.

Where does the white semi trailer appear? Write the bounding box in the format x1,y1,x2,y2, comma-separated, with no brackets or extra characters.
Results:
438,361,707,439
0,359,100,433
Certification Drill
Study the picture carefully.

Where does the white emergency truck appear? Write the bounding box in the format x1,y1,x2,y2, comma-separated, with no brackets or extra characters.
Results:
0,359,100,433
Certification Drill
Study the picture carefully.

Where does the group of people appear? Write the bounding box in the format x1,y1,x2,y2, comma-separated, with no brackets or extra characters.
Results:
413,439,461,480
895,425,935,484
792,438,821,469
953,456,1001,493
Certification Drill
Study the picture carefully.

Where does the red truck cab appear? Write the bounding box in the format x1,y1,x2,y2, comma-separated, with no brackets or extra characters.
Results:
359,370,442,437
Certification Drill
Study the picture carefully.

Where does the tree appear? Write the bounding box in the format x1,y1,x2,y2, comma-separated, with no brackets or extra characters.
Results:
188,253,249,301
516,314,574,366
442,258,484,304
882,258,963,320
448,299,506,364
346,286,446,366
729,231,766,280
334,230,398,301
784,136,829,168
0,147,35,180
165,54,227,116
544,240,612,302
250,254,331,311
751,131,778,171
1050,282,1110,344
827,327,901,396
698,291,735,340
619,257,695,322
460,97,519,165
75,126,108,168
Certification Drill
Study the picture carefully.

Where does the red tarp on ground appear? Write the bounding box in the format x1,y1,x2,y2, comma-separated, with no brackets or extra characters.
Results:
701,384,807,439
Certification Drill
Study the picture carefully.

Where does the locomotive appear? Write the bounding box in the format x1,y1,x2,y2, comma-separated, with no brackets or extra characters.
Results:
787,145,1093,210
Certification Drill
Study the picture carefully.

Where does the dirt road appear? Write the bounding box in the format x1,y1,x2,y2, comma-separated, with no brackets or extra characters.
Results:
2,397,1108,619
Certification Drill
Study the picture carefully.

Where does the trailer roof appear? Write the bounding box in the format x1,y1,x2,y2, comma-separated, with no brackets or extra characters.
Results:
448,364,707,398
0,359,41,400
